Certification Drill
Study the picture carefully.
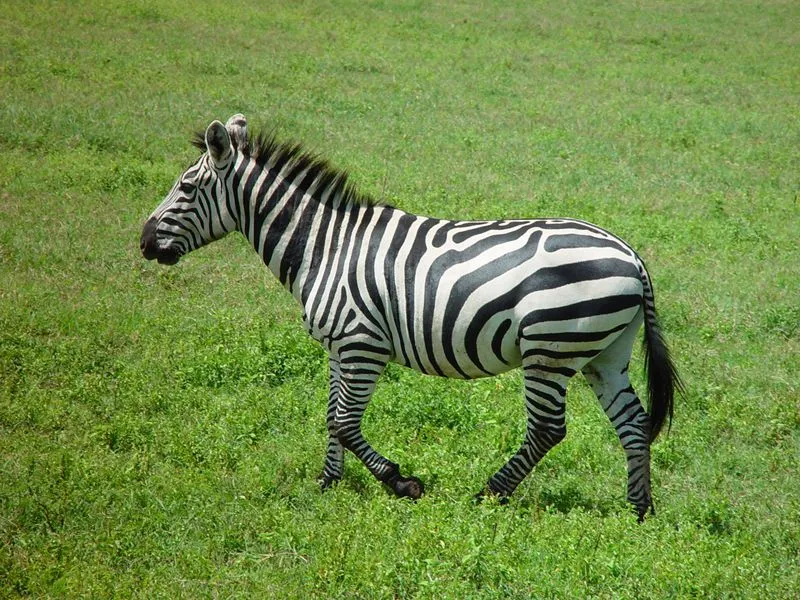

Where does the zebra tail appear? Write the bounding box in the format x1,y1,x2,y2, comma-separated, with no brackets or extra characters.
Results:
640,266,682,443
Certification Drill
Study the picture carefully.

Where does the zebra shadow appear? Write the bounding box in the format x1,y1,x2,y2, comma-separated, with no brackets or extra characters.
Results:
516,485,619,517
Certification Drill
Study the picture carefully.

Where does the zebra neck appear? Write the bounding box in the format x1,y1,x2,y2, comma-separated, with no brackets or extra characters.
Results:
235,157,357,303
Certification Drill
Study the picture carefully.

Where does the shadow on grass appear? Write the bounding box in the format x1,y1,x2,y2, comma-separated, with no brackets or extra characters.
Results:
517,485,619,517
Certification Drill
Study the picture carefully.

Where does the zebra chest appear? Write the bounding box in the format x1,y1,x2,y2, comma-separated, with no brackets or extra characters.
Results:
302,308,348,353
301,285,380,354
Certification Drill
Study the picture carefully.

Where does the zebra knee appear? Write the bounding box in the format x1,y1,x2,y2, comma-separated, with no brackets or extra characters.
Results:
326,420,339,439
527,423,567,453
618,412,652,451
332,419,362,452
332,420,349,445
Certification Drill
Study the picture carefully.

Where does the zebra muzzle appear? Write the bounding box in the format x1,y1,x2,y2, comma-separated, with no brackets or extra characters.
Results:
140,218,180,265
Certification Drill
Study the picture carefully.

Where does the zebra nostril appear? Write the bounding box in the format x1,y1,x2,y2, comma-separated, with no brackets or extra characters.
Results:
140,231,152,253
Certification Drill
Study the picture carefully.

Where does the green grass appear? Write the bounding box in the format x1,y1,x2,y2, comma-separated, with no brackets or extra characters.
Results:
1,0,799,597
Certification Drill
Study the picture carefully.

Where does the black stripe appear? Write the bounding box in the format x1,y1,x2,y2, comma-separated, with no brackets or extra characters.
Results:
361,208,393,336
491,318,513,365
382,213,417,368
281,199,323,290
522,322,629,343
543,233,628,254
300,200,335,304
520,294,642,330
451,220,530,244
523,348,602,361
403,218,440,373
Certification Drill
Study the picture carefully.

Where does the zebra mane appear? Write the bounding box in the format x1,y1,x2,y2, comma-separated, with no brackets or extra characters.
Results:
192,130,381,208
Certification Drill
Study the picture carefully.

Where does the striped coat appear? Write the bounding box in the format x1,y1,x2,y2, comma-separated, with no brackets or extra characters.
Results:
141,114,680,520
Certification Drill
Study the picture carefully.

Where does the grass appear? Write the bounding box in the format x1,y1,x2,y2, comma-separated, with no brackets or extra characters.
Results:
1,0,799,597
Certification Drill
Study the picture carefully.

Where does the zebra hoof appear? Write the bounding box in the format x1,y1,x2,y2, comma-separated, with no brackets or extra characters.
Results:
633,502,656,523
318,473,341,491
390,475,425,500
381,463,424,499
631,493,655,522
395,476,425,500
634,502,655,523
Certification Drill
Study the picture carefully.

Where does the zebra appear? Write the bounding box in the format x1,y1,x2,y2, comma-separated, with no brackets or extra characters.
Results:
141,114,681,520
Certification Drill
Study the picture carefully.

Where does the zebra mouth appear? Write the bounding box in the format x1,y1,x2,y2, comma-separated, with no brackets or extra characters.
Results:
155,250,181,265
141,241,181,265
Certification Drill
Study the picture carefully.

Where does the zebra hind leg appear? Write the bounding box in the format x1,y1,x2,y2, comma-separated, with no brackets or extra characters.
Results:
483,361,572,500
582,334,654,521
333,359,424,500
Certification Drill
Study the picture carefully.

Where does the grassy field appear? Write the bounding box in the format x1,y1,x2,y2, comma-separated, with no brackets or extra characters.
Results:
1,0,799,597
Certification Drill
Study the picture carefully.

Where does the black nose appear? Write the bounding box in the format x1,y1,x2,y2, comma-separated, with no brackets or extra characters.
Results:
140,217,158,259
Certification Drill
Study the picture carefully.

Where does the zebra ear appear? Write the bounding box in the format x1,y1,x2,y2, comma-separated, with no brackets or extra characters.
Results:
205,120,232,166
225,113,248,149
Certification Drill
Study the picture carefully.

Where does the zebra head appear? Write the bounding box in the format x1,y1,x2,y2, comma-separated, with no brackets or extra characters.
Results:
140,114,247,265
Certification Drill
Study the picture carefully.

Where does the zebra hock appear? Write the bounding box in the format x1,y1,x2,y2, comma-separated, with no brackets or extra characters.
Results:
141,114,681,520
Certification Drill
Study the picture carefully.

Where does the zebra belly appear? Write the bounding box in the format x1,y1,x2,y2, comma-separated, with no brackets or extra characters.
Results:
388,345,522,379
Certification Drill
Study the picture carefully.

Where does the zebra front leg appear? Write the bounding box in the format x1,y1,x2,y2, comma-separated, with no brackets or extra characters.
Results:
334,359,424,499
319,357,344,490
484,363,571,500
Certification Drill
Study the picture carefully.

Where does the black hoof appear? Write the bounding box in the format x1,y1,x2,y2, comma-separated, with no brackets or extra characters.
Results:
635,502,654,523
391,475,425,500
380,463,424,500
318,473,341,491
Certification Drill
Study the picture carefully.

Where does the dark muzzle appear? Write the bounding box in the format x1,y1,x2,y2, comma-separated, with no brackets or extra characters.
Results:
140,218,180,265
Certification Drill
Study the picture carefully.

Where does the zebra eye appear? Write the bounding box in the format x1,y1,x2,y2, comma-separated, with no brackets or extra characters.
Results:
178,182,195,195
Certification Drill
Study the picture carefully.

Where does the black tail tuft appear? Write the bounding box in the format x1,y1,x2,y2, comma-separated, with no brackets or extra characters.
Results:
643,313,682,442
